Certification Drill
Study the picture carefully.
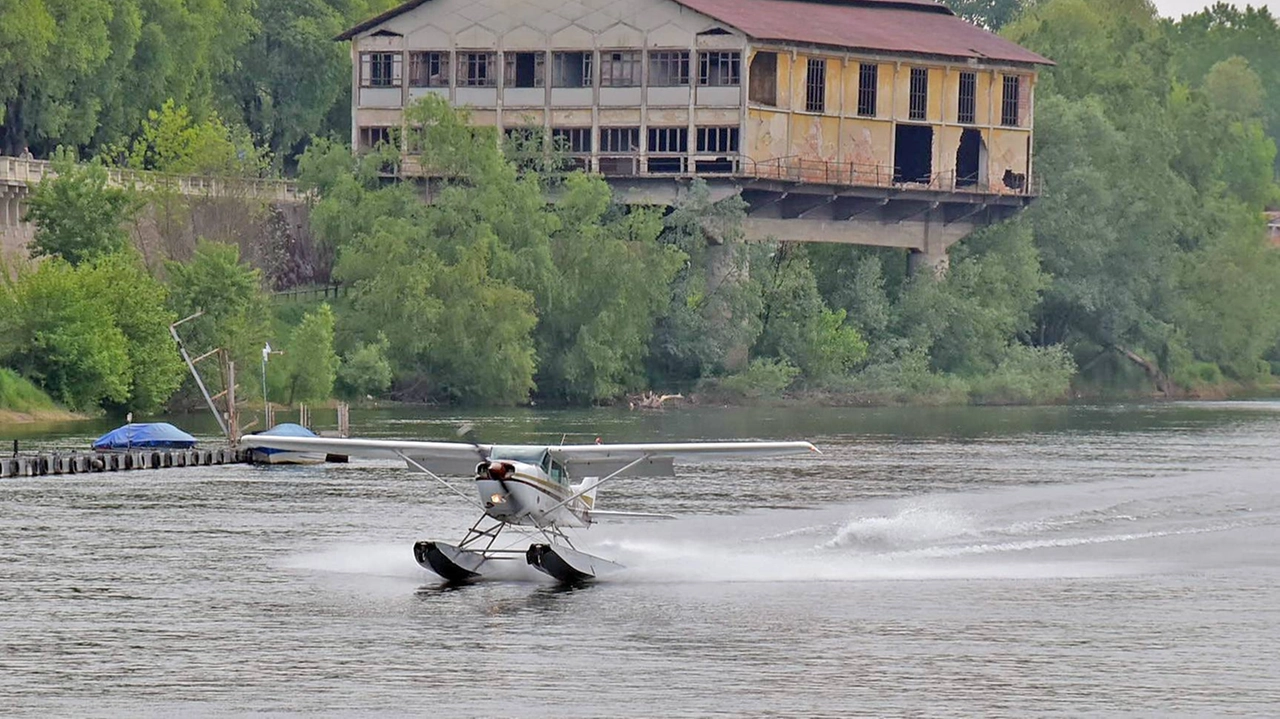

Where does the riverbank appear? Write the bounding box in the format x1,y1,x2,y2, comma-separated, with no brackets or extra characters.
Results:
0,408,85,424
0,369,84,424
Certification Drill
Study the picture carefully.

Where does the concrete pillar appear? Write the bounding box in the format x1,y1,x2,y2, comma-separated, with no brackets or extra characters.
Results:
705,241,750,372
908,247,950,276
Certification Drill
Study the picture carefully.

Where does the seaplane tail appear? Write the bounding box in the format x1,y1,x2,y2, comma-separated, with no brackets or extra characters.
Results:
238,432,819,583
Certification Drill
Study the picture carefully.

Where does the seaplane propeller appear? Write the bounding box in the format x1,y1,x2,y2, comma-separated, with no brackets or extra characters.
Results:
239,430,820,584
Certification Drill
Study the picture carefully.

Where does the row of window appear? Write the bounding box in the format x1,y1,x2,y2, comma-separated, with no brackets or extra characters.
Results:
520,126,740,155
749,52,1023,127
361,50,741,90
359,125,740,155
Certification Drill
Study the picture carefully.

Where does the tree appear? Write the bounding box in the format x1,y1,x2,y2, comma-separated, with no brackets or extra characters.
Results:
1203,56,1265,119
534,173,684,403
166,239,271,399
0,260,131,411
80,251,186,412
337,335,393,399
754,244,868,383
944,0,1027,30
23,147,142,265
0,0,257,158
649,182,764,385
223,0,399,164
279,304,338,405
115,100,268,176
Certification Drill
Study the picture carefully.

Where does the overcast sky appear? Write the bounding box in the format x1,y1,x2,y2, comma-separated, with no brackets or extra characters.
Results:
1150,0,1276,17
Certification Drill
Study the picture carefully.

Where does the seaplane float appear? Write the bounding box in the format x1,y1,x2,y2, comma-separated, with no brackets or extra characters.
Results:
239,430,819,583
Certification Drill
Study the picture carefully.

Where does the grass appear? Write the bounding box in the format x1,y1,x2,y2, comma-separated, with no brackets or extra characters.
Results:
0,368,80,422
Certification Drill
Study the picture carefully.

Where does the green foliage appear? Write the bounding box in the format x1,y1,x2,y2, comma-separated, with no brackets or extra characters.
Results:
0,0,256,155
0,251,185,413
225,0,400,163
0,259,130,411
279,304,338,405
535,173,684,403
113,100,268,176
79,251,186,413
337,335,393,399
0,368,60,413
165,239,271,399
754,244,868,383
839,349,972,406
1004,0,1280,393
649,182,764,384
23,148,142,265
715,358,801,400
968,345,1077,405
943,0,1028,30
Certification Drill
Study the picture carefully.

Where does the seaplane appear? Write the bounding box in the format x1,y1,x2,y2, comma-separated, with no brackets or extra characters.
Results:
239,428,819,583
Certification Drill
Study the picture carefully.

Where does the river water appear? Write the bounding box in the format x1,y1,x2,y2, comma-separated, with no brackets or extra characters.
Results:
2,403,1279,716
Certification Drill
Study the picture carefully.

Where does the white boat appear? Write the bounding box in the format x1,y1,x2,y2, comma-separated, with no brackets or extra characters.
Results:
248,423,325,465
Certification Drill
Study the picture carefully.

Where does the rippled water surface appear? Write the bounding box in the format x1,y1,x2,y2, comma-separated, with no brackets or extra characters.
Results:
3,403,1280,716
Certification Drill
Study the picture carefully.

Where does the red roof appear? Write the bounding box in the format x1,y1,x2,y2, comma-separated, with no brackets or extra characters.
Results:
673,0,1052,65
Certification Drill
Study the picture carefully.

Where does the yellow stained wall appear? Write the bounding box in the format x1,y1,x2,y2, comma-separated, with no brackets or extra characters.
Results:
744,46,1036,190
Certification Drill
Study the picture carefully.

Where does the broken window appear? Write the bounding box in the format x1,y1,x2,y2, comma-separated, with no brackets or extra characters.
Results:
409,52,449,88
551,127,592,153
361,52,402,88
358,126,394,151
955,127,984,187
504,52,545,88
649,51,690,86
599,127,640,174
857,63,877,117
600,51,641,87
648,127,688,173
805,58,826,113
552,52,593,88
696,127,739,153
748,52,777,106
458,52,497,87
909,67,928,121
600,127,640,152
893,124,933,184
649,127,688,153
1001,75,1021,126
699,51,740,86
958,71,976,124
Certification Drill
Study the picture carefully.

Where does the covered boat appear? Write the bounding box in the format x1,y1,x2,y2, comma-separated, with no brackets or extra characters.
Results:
248,423,324,465
93,423,197,451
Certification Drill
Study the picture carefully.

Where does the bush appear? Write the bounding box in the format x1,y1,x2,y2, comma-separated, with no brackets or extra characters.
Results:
714,358,801,399
838,348,971,405
969,344,1077,405
337,335,393,399
1172,361,1225,391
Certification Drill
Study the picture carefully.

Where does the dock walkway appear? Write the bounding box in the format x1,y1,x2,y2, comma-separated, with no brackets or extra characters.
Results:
0,448,248,478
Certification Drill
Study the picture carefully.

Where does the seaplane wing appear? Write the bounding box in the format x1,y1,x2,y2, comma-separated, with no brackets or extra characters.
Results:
237,435,488,475
238,436,818,477
550,441,819,463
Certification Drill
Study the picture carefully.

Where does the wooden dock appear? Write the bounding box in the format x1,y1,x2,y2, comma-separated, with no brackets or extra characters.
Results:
0,448,248,478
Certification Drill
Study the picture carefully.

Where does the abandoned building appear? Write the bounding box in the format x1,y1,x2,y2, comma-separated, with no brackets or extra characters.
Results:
339,0,1052,269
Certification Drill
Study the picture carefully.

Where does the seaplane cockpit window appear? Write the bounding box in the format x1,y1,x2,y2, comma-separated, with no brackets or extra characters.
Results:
549,459,567,485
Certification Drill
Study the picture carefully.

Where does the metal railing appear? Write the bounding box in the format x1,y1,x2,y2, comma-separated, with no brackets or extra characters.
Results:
0,155,307,203
271,283,345,303
732,155,1040,197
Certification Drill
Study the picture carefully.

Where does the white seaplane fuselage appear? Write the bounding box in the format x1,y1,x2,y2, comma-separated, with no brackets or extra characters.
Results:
476,458,592,529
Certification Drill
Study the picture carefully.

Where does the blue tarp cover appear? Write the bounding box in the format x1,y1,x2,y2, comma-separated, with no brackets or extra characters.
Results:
93,422,198,450
251,423,318,455
259,423,317,438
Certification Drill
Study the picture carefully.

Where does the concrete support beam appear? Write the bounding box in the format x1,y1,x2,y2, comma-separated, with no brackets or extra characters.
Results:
741,215,974,253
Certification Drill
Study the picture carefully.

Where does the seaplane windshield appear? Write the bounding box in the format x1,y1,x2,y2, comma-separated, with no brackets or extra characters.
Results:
489,446,565,482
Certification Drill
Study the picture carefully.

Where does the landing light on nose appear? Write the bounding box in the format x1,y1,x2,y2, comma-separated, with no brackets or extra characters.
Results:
490,493,507,505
